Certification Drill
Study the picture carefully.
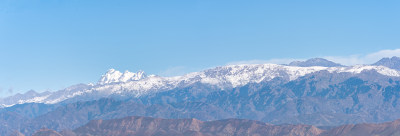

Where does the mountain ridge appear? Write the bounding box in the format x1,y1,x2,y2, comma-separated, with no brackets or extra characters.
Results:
3,58,400,135
28,116,400,136
4,70,400,135
2,61,400,108
373,56,400,70
289,58,344,67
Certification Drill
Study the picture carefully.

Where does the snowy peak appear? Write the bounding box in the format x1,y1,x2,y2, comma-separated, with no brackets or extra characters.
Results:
373,56,400,70
120,70,146,82
98,69,147,85
98,69,123,84
289,58,344,67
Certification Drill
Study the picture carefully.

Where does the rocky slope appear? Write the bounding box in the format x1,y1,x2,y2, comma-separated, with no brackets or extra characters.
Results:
320,119,400,136
28,116,400,136
33,116,322,136
373,56,400,70
31,129,62,136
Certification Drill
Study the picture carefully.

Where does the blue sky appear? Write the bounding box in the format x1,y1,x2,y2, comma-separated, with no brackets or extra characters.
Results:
1,0,400,97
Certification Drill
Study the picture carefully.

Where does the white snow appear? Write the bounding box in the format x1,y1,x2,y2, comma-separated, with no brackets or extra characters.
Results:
16,94,51,105
328,65,400,77
98,69,147,84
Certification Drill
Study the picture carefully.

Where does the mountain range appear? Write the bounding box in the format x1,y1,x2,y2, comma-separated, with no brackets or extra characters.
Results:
2,57,400,135
2,58,399,108
25,116,400,136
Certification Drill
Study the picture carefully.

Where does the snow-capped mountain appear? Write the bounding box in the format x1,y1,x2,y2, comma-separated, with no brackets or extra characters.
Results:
373,56,400,70
288,58,344,67
1,59,400,108
98,69,147,84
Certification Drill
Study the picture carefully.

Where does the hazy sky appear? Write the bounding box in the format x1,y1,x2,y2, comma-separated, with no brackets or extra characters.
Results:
1,0,400,97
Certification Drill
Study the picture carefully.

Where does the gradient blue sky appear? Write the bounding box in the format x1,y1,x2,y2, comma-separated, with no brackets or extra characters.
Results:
1,0,400,97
